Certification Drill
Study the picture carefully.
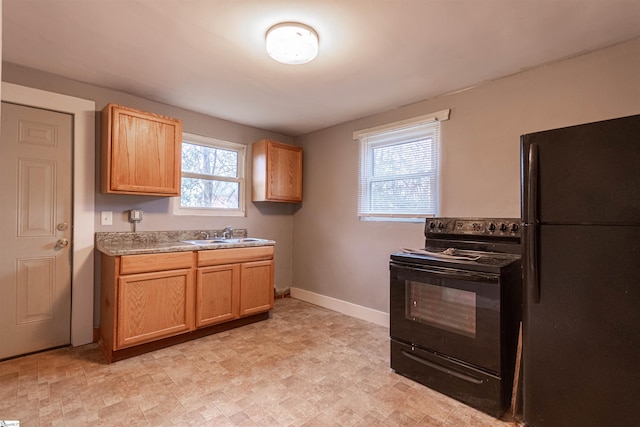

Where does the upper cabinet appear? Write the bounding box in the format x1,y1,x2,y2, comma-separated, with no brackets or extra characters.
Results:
251,139,303,203
101,103,183,196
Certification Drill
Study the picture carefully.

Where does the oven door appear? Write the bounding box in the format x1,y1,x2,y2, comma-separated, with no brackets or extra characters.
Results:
390,260,502,373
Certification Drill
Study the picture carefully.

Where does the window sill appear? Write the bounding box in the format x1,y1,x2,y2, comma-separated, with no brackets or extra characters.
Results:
171,197,246,217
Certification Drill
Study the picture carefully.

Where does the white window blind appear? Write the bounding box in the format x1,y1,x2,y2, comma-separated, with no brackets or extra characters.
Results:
354,110,449,221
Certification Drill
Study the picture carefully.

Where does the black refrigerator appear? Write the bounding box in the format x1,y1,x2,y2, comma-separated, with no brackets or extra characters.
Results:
521,114,640,427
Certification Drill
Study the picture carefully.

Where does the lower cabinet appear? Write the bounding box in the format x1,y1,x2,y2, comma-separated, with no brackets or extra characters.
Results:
196,246,274,327
240,260,275,316
196,264,240,327
100,245,274,363
117,268,194,348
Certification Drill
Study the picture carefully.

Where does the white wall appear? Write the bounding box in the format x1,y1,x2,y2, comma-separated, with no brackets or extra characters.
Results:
292,38,640,316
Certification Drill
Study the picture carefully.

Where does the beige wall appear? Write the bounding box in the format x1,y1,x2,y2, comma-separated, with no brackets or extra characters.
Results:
2,63,296,325
293,38,640,313
0,1,2,92
3,37,639,325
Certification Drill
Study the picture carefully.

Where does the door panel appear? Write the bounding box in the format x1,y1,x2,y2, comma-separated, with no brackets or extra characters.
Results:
239,260,274,316
523,225,640,426
390,264,502,373
522,114,640,224
18,159,56,236
0,102,73,359
267,142,303,201
16,257,55,324
116,269,193,349
196,264,240,327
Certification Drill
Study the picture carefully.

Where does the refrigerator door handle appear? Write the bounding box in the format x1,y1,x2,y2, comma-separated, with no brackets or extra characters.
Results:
526,143,540,304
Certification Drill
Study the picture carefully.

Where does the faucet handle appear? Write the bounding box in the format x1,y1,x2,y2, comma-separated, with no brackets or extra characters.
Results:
222,226,233,239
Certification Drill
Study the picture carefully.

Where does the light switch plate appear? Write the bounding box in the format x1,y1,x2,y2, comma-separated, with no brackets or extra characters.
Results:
101,211,113,226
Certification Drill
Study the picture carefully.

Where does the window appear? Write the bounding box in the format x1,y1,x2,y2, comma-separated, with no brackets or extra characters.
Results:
354,110,450,221
174,132,246,216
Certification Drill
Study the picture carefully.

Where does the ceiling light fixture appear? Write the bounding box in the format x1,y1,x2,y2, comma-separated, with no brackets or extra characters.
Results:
265,22,319,65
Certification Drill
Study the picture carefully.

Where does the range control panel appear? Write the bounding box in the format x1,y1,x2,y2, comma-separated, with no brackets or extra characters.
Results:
425,218,521,237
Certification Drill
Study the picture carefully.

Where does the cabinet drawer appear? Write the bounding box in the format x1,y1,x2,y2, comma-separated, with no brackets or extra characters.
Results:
197,246,274,267
120,251,194,275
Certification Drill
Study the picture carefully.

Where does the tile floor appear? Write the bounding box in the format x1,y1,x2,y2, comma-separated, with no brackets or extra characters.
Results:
0,298,521,426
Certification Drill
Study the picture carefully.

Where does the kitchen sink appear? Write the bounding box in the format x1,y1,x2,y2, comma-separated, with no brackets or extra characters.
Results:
181,237,268,245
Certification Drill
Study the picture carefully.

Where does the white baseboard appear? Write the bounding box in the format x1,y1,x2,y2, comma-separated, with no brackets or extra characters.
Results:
290,287,389,328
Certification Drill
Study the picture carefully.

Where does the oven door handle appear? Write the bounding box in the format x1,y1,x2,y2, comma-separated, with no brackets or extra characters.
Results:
390,263,498,283
401,350,484,384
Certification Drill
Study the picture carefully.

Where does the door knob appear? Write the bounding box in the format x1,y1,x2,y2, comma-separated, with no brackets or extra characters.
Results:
57,222,69,231
55,238,69,249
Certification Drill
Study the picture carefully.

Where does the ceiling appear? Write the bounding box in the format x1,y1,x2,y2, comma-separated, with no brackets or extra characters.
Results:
4,1,640,136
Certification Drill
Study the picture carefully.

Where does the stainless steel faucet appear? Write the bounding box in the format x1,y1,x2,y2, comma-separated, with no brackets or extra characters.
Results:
222,226,233,239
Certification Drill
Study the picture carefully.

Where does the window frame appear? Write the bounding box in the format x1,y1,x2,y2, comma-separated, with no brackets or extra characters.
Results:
173,132,246,217
354,109,450,222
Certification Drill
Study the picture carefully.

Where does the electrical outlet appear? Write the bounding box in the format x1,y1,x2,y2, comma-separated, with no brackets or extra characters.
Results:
129,209,143,223
101,211,113,226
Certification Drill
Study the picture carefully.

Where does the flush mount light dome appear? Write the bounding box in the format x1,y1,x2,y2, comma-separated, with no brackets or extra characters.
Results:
266,22,319,65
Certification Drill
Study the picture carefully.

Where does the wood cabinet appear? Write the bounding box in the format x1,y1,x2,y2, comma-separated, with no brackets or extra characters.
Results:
101,103,182,196
240,260,275,316
252,139,302,202
99,246,274,363
100,252,195,358
196,246,274,327
117,269,193,349
195,264,240,327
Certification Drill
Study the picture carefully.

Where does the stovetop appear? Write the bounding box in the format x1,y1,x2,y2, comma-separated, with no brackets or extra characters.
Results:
391,217,522,274
391,248,521,271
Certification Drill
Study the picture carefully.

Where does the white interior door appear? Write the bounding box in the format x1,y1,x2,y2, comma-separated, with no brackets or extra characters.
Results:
0,102,73,359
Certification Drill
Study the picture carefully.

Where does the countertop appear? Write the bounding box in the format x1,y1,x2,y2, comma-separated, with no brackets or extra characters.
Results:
95,229,275,256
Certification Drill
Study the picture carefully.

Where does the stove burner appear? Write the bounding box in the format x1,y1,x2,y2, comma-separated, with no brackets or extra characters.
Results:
391,248,520,273
395,218,522,273
400,247,481,260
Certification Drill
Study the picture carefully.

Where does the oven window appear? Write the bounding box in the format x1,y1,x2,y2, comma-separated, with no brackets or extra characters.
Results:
406,281,477,338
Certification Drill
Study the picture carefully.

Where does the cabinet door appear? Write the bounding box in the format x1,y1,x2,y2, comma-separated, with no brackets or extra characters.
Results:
196,264,240,327
252,139,302,202
102,104,182,196
267,142,302,202
239,260,274,316
116,269,193,349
